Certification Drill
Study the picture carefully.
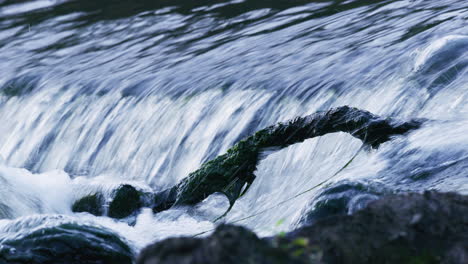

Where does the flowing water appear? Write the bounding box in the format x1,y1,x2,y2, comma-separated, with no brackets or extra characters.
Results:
0,0,467,255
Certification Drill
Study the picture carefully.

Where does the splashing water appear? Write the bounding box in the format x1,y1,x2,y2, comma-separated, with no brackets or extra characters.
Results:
0,0,466,252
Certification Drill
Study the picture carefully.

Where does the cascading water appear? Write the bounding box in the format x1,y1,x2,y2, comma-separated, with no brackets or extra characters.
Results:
0,0,466,257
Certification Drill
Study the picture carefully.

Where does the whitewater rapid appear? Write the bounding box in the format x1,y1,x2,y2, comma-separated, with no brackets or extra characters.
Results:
0,0,466,253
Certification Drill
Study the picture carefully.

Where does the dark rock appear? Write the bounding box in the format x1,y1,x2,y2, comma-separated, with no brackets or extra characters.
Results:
153,187,177,213
71,107,422,220
296,180,387,226
154,106,422,215
0,223,134,264
72,184,144,219
72,193,105,216
284,191,468,264
137,225,298,264
108,184,142,219
139,192,468,264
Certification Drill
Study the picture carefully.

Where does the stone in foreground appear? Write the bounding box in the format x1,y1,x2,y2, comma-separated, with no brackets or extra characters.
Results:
139,191,468,264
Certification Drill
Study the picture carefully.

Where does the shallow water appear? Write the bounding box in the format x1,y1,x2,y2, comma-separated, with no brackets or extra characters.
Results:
0,0,467,253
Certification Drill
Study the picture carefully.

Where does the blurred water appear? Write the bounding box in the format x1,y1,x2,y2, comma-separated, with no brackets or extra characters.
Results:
0,0,466,251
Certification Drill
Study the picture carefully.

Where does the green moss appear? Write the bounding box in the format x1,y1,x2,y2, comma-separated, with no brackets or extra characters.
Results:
108,185,142,219
164,107,422,216
72,193,105,216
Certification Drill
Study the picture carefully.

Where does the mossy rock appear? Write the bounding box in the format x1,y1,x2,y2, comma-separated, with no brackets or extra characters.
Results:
153,187,177,213
153,107,422,215
72,193,105,216
108,184,142,219
72,185,143,219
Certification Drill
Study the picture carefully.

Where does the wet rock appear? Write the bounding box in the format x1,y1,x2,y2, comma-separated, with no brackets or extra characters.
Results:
153,187,177,213
72,193,105,216
296,180,387,226
137,225,297,264
285,191,468,264
77,107,424,219
72,184,144,219
154,106,423,215
139,191,468,264
108,184,142,219
0,223,134,264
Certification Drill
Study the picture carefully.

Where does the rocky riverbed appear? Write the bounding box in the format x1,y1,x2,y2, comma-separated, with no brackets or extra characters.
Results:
137,191,468,264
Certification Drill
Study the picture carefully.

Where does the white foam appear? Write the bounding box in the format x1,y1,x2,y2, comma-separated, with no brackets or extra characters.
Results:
0,165,72,219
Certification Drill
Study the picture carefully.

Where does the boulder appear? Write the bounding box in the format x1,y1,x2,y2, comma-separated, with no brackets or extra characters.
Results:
140,191,468,264
285,191,468,264
72,184,143,219
72,193,105,216
108,184,142,219
137,225,297,264
296,180,387,226
0,223,134,264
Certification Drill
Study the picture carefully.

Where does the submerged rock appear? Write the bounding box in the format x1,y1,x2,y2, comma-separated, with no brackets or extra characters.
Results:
72,193,105,216
288,191,468,264
72,184,144,219
152,187,177,213
0,223,134,264
296,180,388,226
154,106,422,215
139,191,468,264
108,184,142,219
137,225,297,264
